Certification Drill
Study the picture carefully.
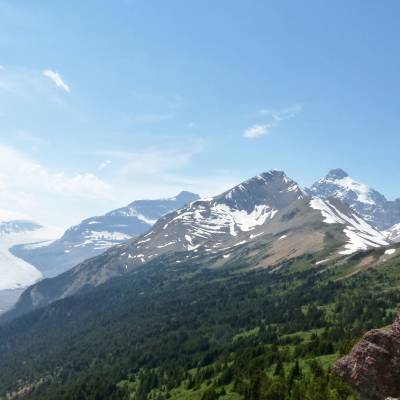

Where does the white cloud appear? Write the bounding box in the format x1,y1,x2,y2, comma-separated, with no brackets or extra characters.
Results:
98,159,112,170
43,69,70,93
244,104,302,139
243,124,274,139
86,140,235,201
0,142,244,227
0,145,112,225
95,136,205,178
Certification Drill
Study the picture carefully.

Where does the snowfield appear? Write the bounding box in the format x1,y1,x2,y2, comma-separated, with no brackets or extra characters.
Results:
0,226,62,290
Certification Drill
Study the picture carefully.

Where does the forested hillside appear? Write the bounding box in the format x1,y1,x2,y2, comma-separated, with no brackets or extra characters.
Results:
1,244,399,399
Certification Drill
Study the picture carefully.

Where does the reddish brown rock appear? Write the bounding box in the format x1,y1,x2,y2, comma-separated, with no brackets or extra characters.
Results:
333,315,400,400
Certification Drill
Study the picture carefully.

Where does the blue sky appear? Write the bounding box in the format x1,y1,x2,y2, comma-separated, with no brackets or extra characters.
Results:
0,0,399,227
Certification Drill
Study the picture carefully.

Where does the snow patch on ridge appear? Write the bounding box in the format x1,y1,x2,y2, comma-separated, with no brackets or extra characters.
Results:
384,223,400,243
384,249,396,256
73,230,132,250
165,200,278,252
109,207,157,225
310,197,388,255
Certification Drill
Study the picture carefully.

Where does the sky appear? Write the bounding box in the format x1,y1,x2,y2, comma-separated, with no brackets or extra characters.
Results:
0,0,400,228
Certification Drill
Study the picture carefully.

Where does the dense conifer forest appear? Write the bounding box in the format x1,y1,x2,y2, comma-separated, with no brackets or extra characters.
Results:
1,247,399,399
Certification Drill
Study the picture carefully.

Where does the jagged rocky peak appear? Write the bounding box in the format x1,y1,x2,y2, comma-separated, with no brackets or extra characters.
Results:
214,170,306,212
334,314,400,400
325,168,349,180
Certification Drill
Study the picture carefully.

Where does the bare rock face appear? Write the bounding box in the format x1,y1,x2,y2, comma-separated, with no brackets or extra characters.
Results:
333,315,400,400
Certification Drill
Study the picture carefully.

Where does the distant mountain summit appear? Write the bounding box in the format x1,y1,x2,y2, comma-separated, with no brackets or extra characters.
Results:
11,191,199,278
325,168,350,180
311,169,400,230
0,220,42,236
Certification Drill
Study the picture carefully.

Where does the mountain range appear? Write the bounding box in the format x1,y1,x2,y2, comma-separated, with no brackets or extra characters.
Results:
10,191,199,278
4,168,400,303
2,169,395,323
0,169,399,399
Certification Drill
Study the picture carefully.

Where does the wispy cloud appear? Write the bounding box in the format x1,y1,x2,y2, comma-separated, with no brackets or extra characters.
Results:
0,144,111,203
0,67,71,106
89,143,240,206
243,104,302,139
243,124,274,139
43,69,70,93
99,148,196,177
98,159,112,170
0,144,114,226
93,136,205,178
259,104,302,121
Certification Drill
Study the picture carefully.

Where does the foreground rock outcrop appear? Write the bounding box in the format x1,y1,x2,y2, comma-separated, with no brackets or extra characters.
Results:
333,314,400,400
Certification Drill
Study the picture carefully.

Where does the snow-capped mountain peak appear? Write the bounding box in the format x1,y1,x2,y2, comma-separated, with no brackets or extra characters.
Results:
215,170,306,212
312,169,381,206
311,169,400,230
118,171,320,264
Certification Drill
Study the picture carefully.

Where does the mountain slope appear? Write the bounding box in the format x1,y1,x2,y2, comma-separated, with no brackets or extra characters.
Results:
2,170,389,323
10,191,199,278
0,239,399,399
311,168,400,230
